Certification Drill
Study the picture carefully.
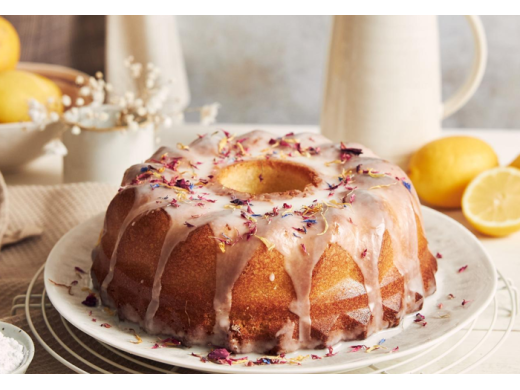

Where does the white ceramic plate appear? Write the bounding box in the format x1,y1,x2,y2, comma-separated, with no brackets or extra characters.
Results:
44,206,497,373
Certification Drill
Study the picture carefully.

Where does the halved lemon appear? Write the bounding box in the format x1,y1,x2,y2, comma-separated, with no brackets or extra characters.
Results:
462,167,520,237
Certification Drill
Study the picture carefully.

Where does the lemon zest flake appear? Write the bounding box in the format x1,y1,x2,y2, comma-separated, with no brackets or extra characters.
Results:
325,159,342,167
366,345,386,353
323,199,351,209
243,214,257,223
177,142,190,151
317,211,329,236
367,169,386,178
255,235,275,251
288,355,310,364
224,204,242,210
370,182,398,190
236,142,248,156
129,329,143,344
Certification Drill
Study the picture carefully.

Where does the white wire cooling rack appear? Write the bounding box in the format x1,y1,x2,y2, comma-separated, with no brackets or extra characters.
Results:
12,263,518,374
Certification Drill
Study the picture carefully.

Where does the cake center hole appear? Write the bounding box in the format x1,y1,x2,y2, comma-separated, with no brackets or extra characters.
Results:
217,160,319,195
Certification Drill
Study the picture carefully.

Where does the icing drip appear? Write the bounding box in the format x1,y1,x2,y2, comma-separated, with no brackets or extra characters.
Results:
144,216,189,332
262,214,328,347
211,217,261,345
100,196,152,304
331,200,386,333
93,130,435,353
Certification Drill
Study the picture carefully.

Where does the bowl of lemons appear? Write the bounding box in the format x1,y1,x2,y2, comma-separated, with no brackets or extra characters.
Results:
0,17,89,171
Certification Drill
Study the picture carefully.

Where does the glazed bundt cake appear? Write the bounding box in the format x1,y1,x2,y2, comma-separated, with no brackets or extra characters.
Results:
91,130,437,354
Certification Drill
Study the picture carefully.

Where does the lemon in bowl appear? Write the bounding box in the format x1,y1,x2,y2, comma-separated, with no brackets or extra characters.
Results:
0,70,63,123
462,167,520,237
0,16,20,71
408,136,499,209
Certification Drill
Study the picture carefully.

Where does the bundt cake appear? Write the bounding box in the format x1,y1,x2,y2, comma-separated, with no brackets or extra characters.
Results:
91,130,437,354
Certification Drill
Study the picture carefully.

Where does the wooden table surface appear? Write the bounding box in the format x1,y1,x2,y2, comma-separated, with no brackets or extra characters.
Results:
3,125,520,373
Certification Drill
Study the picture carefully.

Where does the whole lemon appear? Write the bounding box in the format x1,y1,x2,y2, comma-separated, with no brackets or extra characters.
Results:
0,16,21,71
408,136,499,209
0,70,63,123
509,154,520,169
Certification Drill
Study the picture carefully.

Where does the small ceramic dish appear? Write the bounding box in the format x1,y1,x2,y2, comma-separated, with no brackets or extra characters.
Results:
0,321,35,374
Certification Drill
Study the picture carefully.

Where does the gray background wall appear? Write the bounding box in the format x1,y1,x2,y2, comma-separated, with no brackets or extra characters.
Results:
7,15,520,129
178,15,520,129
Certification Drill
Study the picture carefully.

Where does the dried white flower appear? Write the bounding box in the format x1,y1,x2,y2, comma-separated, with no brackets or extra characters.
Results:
162,116,173,128
49,112,60,122
91,90,105,106
171,112,185,125
53,56,221,137
130,63,142,78
71,125,81,135
27,99,48,127
128,121,139,131
79,86,91,96
43,139,67,156
124,55,135,67
83,108,94,119
200,103,220,125
62,95,72,107
124,91,135,104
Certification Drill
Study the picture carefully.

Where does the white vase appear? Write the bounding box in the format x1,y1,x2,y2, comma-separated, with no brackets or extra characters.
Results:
62,105,155,184
321,16,487,169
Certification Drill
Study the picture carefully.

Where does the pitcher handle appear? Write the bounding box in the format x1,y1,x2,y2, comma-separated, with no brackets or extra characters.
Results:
442,15,487,119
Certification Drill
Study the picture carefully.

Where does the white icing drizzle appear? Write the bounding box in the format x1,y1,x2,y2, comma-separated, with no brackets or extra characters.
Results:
211,217,261,345
96,130,433,352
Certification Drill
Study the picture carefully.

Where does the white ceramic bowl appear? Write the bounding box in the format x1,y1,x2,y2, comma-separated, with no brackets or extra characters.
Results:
0,322,35,374
0,62,90,171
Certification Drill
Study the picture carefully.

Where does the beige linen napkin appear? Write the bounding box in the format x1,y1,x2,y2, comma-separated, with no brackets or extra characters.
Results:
0,172,7,247
0,171,44,248
0,182,116,373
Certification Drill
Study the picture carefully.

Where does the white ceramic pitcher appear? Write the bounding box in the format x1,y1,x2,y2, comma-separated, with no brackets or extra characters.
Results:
321,16,487,168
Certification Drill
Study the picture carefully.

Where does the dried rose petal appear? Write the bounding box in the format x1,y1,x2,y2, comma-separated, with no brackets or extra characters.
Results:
208,348,230,361
81,293,98,307
325,346,337,357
